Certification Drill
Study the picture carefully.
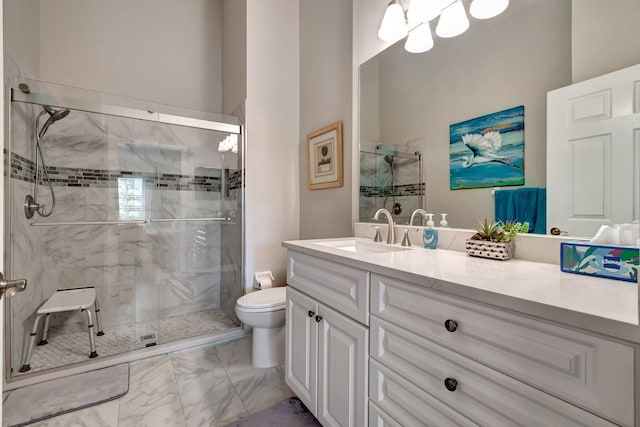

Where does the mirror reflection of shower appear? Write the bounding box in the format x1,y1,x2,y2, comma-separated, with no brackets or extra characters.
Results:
382,150,402,215
359,141,424,224
23,96,70,218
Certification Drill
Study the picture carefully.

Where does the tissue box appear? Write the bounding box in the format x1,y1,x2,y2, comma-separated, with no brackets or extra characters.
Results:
560,242,639,283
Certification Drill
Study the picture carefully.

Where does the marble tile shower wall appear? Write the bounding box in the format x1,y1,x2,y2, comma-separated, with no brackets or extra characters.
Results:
8,102,242,374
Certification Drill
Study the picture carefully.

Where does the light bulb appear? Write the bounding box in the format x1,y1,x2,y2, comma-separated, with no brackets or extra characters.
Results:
407,0,440,26
470,0,509,19
435,0,469,38
378,1,408,41
404,22,434,53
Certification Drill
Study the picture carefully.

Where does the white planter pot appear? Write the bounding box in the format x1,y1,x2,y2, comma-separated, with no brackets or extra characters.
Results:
465,239,514,260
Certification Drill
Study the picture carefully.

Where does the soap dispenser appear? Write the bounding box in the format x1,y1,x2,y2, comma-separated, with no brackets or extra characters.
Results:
423,214,438,249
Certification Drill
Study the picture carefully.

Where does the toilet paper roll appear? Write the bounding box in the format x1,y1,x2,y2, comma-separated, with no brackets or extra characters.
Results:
254,271,275,289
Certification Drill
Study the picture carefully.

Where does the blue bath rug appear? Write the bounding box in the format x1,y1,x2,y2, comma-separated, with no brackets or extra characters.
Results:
3,364,129,427
224,397,321,427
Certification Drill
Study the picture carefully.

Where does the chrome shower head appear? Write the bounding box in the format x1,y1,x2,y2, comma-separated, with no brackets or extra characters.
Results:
43,105,70,121
39,105,70,137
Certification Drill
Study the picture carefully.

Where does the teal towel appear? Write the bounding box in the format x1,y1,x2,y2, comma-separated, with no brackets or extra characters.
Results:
495,188,546,234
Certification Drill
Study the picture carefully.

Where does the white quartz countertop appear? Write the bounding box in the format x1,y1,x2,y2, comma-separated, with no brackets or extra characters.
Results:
283,237,640,342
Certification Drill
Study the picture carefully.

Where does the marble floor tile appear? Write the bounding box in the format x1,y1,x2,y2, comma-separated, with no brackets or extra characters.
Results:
26,400,120,427
232,365,294,414
118,355,186,427
4,336,294,427
171,346,248,427
215,338,293,414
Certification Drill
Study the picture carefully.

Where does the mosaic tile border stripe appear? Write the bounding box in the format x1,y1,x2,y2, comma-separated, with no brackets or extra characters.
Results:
11,152,243,192
228,170,242,190
360,183,425,198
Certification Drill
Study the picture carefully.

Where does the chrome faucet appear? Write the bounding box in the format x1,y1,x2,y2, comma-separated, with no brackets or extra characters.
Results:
409,208,428,226
373,208,395,244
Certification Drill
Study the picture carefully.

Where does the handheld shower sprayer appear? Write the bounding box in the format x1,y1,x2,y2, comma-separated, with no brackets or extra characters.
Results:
24,105,70,219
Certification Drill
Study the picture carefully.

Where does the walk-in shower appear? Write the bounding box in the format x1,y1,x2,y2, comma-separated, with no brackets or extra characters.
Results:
5,79,245,383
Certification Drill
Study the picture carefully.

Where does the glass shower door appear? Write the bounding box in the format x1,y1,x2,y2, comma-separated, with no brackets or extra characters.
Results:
148,122,241,346
8,103,154,374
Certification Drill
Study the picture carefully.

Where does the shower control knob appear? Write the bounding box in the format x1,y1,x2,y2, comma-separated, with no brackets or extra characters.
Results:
444,319,458,332
308,310,315,317
0,272,27,299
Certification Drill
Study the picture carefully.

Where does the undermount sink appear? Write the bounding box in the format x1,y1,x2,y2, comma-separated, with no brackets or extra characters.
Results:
314,239,410,254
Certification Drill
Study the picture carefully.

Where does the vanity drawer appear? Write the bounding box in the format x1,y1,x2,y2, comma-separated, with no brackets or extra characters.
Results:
287,251,369,324
370,316,619,427
369,401,410,427
369,359,476,427
371,274,634,426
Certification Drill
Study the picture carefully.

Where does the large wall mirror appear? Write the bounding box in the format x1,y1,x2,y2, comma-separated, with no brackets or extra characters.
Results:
359,0,639,237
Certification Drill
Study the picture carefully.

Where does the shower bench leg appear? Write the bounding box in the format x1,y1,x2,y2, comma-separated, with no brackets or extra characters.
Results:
39,314,51,345
19,313,44,372
86,309,98,358
94,297,104,336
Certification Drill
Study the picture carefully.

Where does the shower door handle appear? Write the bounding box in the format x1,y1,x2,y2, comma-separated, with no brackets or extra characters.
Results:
0,272,27,299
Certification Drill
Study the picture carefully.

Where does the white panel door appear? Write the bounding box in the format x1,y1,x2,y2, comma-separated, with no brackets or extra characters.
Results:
285,287,318,413
547,63,640,237
317,304,368,427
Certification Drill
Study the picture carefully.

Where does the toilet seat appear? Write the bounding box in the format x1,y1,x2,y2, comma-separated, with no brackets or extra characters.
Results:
236,287,286,312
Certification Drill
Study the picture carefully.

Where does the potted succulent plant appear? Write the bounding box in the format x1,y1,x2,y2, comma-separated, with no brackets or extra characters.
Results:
465,219,529,260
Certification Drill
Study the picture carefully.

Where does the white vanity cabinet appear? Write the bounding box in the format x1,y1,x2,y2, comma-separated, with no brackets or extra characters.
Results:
284,246,636,427
286,253,369,427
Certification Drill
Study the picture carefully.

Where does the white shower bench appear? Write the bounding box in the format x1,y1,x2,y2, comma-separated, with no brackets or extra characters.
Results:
19,287,103,373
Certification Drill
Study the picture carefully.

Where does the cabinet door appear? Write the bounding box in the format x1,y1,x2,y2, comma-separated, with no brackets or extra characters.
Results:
285,287,318,413
317,304,368,427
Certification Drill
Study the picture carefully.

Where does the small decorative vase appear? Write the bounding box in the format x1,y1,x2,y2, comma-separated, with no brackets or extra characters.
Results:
465,239,514,260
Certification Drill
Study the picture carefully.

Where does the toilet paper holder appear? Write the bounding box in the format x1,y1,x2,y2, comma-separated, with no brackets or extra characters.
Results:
254,271,275,290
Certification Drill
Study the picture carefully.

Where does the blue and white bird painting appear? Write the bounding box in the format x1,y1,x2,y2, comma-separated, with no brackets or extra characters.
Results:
449,106,524,190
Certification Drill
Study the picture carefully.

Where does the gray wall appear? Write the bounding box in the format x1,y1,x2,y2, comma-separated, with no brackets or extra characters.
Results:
299,0,353,239
38,0,224,112
365,1,572,229
244,0,300,288
572,0,640,83
3,0,40,80
222,0,247,116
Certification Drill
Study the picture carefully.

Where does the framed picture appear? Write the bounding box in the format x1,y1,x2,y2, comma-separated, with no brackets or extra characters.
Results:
449,105,525,190
307,121,343,190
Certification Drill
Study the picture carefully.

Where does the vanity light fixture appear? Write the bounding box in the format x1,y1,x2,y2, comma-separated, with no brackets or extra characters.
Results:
378,0,508,53
218,134,238,154
404,22,434,53
469,0,509,20
407,0,440,25
378,0,408,42
435,0,469,38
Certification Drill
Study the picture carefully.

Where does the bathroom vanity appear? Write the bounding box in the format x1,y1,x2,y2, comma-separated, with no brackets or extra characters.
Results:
283,238,639,427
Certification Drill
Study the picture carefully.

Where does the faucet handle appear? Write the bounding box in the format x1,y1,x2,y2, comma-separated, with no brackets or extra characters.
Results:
401,229,411,247
373,227,383,242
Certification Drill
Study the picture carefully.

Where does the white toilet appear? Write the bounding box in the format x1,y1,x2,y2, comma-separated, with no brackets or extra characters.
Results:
235,286,287,368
